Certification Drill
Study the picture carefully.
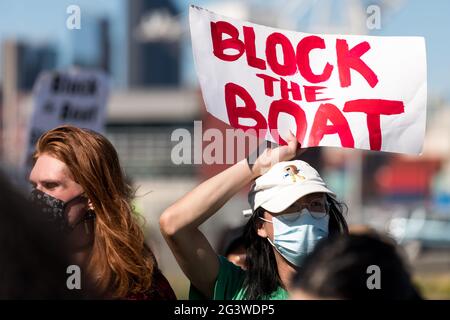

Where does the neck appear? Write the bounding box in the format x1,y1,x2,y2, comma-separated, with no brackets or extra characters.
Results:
70,245,93,267
67,219,95,268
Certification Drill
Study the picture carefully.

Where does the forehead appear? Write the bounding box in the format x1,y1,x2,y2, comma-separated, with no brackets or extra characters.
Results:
29,153,72,182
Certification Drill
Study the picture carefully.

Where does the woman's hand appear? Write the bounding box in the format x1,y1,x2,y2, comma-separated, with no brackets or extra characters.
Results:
250,132,300,179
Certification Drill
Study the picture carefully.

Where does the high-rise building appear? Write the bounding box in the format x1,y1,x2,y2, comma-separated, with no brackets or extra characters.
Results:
72,16,110,73
127,0,181,87
17,43,57,91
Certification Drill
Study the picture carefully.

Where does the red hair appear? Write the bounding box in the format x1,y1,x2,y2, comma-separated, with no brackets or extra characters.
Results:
34,125,155,298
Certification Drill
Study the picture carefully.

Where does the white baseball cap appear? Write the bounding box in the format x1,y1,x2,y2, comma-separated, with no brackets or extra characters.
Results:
245,160,335,216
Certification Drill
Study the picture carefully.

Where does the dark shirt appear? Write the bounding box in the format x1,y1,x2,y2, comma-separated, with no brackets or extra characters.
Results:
125,269,177,300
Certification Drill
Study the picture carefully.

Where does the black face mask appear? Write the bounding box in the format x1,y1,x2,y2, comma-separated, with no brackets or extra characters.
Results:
30,189,95,233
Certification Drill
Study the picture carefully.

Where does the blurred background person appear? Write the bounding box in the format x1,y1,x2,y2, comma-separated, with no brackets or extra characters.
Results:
290,233,422,300
0,172,82,299
29,125,176,300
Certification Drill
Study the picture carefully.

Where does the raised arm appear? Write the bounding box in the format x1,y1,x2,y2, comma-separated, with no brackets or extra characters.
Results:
159,133,299,298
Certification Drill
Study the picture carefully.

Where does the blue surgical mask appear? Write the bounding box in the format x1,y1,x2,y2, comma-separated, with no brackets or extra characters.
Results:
260,209,329,267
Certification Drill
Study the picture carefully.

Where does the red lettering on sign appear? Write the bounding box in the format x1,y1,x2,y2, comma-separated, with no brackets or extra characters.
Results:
268,99,307,145
280,78,302,101
256,73,279,97
336,39,379,88
225,82,267,137
243,26,266,70
297,36,334,83
309,103,355,147
343,99,405,150
211,21,244,61
266,33,297,76
304,86,331,102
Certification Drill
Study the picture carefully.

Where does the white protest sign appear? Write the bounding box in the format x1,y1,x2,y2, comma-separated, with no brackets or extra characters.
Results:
24,69,109,169
189,6,427,154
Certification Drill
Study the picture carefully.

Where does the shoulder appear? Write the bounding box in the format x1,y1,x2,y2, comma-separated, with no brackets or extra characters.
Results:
190,256,247,300
217,255,246,278
126,269,177,300
151,269,177,300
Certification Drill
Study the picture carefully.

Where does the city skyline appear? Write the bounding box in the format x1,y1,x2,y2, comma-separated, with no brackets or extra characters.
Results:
0,0,448,102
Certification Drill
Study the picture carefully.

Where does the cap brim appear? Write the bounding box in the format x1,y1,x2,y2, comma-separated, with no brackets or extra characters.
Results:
260,183,336,213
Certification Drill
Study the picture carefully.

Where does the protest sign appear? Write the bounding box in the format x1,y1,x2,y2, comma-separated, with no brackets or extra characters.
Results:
190,6,427,154
24,69,109,169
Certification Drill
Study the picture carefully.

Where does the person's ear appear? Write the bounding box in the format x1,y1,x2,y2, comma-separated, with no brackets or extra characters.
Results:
256,214,269,238
87,198,95,211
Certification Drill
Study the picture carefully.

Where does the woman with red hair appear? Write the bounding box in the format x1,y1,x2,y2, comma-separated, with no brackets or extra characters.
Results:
29,125,175,300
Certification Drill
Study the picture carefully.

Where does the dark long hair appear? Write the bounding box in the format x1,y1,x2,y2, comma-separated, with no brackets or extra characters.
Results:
242,194,348,300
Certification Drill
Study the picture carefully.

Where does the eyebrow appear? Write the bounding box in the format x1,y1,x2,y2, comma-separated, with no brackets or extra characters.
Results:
29,179,62,185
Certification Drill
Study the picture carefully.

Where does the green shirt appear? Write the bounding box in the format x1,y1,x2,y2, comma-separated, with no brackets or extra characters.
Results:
189,256,288,300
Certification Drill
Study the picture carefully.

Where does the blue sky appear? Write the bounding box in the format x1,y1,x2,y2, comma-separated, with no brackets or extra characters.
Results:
0,0,127,86
0,0,448,101
369,0,450,101
180,0,450,102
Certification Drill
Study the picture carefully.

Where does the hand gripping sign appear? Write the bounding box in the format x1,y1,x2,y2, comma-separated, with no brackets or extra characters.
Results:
189,6,427,154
